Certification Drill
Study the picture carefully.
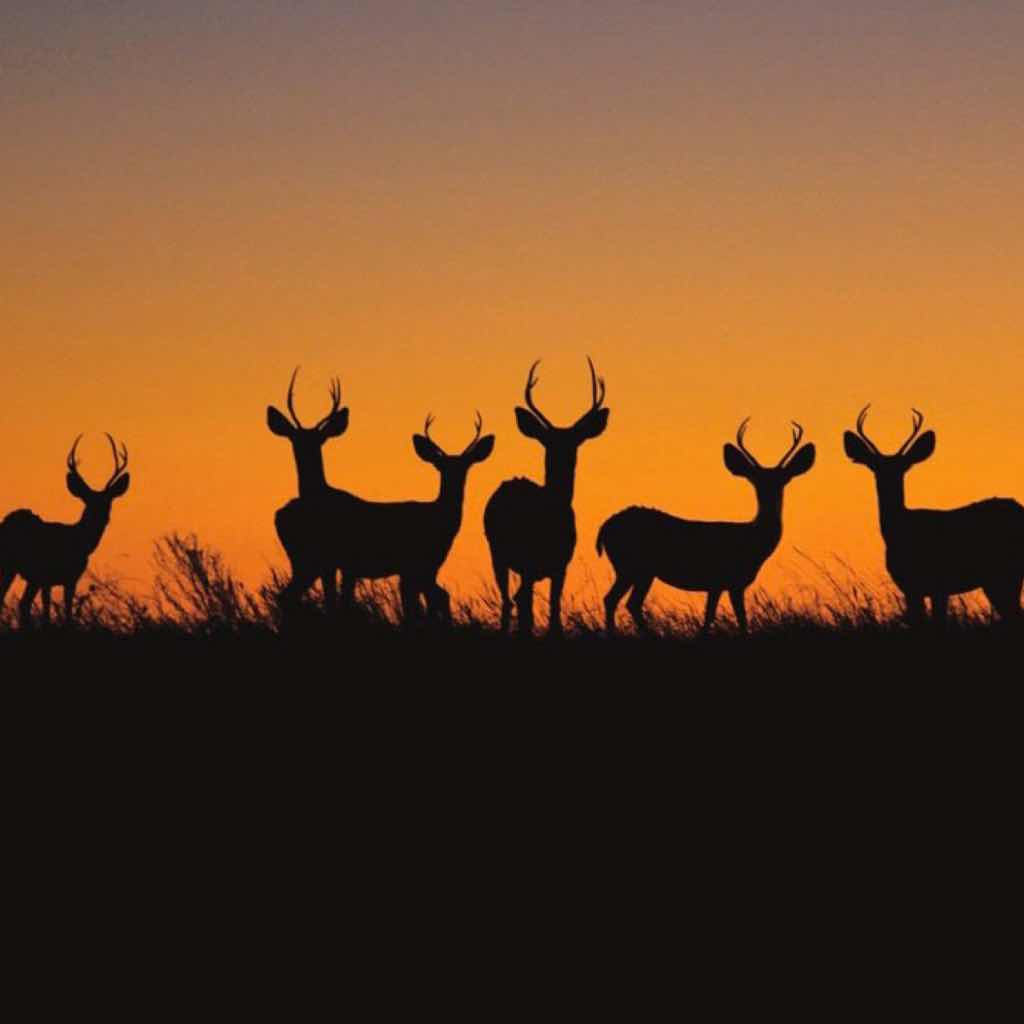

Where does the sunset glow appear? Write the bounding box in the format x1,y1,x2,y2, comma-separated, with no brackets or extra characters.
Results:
4,3,1022,615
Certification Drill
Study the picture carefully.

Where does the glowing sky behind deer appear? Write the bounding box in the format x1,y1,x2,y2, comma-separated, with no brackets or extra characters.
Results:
3,2,1022,612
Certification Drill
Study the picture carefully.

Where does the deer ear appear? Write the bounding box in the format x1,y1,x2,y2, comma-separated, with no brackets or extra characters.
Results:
905,431,935,466
843,432,874,465
574,407,609,441
515,407,548,441
108,473,130,498
467,435,495,464
267,406,295,438
723,444,754,478
786,444,816,478
320,407,349,439
413,435,443,465
66,473,92,501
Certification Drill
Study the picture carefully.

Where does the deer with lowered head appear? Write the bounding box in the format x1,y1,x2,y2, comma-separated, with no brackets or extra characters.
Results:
597,419,815,634
844,406,1023,625
484,358,610,637
275,411,494,623
0,434,130,627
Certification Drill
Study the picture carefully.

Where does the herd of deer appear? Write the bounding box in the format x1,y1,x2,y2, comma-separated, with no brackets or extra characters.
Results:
2,360,1022,633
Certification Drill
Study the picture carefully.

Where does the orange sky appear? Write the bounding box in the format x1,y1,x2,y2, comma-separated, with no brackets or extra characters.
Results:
3,3,1022,614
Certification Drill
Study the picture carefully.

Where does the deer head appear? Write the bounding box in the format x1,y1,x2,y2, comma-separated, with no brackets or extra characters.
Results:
66,433,131,515
843,406,935,480
513,357,609,498
413,412,495,498
267,367,349,493
723,418,816,512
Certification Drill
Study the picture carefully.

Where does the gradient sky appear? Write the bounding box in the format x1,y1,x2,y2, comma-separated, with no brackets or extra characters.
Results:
3,2,1022,614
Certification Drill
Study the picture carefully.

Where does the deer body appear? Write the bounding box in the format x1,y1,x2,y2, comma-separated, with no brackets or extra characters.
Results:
598,420,815,634
599,509,782,594
267,370,352,609
845,407,1024,623
269,377,493,622
484,359,609,636
0,435,130,627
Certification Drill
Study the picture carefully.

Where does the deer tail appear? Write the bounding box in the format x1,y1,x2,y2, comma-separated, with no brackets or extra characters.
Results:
596,520,610,558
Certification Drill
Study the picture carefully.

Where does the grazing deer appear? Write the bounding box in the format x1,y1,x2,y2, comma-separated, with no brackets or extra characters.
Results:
275,414,494,622
844,406,1024,625
484,358,609,636
0,435,130,627
597,419,815,634
267,367,350,607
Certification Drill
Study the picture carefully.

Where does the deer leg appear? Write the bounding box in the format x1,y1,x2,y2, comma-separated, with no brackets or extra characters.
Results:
0,571,14,609
320,569,337,613
603,574,631,635
548,571,566,638
19,583,39,629
514,577,535,637
626,577,654,633
281,564,317,621
333,573,356,622
64,579,79,625
728,588,748,632
492,559,512,634
702,590,722,635
399,577,423,626
932,594,949,630
903,591,926,627
426,581,452,625
984,580,1023,624
41,587,52,627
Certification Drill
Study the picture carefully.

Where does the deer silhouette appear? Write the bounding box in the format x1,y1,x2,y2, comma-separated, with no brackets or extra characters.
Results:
844,406,1024,625
484,358,609,637
598,419,815,634
275,413,494,623
0,434,130,627
268,368,350,608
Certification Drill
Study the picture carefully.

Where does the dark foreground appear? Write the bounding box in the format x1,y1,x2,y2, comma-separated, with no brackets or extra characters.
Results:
4,594,1017,988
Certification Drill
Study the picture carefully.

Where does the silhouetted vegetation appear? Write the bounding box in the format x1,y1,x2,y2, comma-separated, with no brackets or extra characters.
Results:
1,532,1018,686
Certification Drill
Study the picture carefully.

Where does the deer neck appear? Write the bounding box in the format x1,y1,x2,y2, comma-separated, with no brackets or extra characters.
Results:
294,448,329,498
436,474,467,531
753,489,784,548
874,475,908,541
76,504,111,555
543,450,577,505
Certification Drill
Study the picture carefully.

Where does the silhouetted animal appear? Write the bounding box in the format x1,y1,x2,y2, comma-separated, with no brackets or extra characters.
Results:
276,414,494,622
844,406,1024,625
267,367,350,608
0,435,130,627
484,358,609,636
598,419,815,634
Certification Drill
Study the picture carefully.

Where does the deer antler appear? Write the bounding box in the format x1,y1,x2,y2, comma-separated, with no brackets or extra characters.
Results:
286,366,304,428
424,413,436,443
105,433,129,488
855,405,881,454
898,408,925,455
587,356,606,411
315,377,343,430
777,421,805,467
462,411,484,455
524,360,554,428
67,434,84,477
735,417,760,467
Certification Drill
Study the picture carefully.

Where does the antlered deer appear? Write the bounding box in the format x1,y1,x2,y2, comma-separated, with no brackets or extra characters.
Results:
0,434,130,627
276,413,494,622
597,419,815,634
267,367,350,607
484,358,609,636
844,406,1024,625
